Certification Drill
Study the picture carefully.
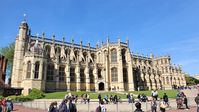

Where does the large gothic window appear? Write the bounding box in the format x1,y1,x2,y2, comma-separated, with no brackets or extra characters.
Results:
166,77,169,84
111,67,118,82
98,69,102,79
34,61,40,79
122,49,126,63
26,61,31,79
89,69,94,83
80,69,85,83
70,68,75,83
47,64,54,81
111,49,117,63
45,45,51,58
59,66,65,81
123,68,128,82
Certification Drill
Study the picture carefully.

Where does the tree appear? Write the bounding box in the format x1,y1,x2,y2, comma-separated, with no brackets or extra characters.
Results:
0,42,15,77
185,74,199,86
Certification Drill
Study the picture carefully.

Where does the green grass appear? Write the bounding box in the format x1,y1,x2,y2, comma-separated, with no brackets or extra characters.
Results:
129,90,178,98
43,91,126,99
43,90,178,99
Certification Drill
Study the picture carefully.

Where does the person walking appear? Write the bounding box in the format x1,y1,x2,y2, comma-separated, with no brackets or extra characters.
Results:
95,100,107,112
6,98,13,112
195,94,199,112
152,89,158,100
184,95,189,109
98,94,102,103
58,99,68,112
48,101,58,112
159,98,167,112
163,93,168,103
134,102,143,112
151,99,157,112
69,99,77,112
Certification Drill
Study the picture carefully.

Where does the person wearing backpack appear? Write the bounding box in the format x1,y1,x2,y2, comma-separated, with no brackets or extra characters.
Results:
6,98,13,112
58,99,68,112
69,99,77,112
163,93,169,103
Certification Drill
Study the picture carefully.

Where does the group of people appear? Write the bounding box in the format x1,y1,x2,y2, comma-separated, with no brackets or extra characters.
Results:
127,93,134,103
0,98,13,112
80,93,90,104
176,91,189,109
150,90,169,112
98,94,121,104
49,93,77,112
137,94,148,102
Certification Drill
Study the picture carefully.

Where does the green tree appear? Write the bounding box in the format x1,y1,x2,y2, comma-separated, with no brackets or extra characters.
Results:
0,42,15,76
185,74,199,86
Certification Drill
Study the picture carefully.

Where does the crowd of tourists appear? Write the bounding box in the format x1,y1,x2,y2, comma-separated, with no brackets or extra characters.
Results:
98,94,121,104
48,93,78,112
0,98,13,112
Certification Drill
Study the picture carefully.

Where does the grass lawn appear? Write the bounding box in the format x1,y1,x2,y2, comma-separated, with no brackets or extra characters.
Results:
43,90,178,99
43,91,126,99
129,90,178,98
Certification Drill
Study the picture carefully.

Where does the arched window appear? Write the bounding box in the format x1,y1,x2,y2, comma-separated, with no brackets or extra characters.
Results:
26,61,31,78
162,77,165,85
98,69,102,79
55,47,61,55
34,61,40,79
70,68,75,83
89,69,94,83
121,49,126,63
123,68,128,82
59,66,65,81
111,49,117,63
47,64,54,81
174,77,176,84
166,77,169,84
45,45,51,58
111,67,118,82
80,69,85,83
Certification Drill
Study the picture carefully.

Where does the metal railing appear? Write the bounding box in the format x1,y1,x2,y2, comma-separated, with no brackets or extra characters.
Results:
14,97,197,112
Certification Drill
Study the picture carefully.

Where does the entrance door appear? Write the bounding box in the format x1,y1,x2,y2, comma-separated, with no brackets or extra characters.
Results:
98,82,104,91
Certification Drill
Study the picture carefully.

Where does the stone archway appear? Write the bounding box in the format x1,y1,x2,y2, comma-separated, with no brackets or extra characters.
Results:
98,82,104,91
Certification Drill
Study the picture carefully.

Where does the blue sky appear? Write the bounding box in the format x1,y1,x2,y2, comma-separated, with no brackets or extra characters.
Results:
0,0,199,75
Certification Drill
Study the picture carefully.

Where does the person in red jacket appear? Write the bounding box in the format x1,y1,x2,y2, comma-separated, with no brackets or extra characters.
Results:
2,98,7,112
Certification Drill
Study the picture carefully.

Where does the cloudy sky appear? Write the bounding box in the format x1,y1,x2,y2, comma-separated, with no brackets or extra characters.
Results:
0,0,199,75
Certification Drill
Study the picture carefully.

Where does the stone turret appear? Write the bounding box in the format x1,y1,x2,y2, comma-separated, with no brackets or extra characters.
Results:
11,20,29,88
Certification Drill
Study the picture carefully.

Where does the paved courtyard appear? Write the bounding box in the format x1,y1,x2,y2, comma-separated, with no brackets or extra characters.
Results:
13,104,197,112
13,89,199,112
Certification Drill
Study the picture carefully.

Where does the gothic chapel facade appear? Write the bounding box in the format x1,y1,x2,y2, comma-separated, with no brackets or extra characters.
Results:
11,20,186,95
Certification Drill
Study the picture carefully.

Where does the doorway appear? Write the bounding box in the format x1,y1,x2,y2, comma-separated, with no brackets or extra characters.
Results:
98,82,104,91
